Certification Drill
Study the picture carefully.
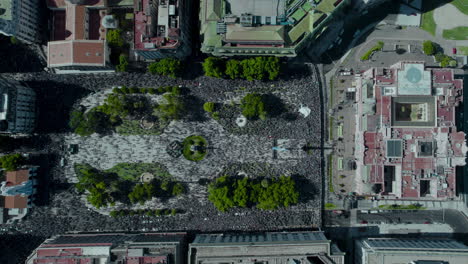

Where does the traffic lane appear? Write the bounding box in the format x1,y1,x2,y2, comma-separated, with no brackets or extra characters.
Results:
357,210,444,224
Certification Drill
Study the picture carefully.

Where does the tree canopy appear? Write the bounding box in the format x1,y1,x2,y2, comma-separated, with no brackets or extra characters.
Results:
203,57,280,80
240,93,267,120
423,40,436,55
148,58,182,78
225,59,242,79
116,54,129,72
154,92,185,122
208,175,299,212
0,154,25,171
106,29,124,47
202,57,224,78
69,110,112,136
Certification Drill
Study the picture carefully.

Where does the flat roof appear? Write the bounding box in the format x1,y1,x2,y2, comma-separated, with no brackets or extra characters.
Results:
386,140,402,158
225,24,285,42
227,0,286,17
0,0,12,20
192,232,328,245
391,96,436,127
397,63,431,95
365,238,468,250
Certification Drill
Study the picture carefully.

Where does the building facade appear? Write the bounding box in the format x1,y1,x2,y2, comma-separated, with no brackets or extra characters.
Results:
354,61,467,199
189,232,345,264
355,238,468,264
0,0,42,43
199,0,350,57
0,77,35,134
133,0,192,60
26,232,187,264
0,166,38,224
46,0,114,74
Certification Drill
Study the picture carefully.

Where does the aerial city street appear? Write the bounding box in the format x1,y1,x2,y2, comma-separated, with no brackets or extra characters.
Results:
0,0,468,263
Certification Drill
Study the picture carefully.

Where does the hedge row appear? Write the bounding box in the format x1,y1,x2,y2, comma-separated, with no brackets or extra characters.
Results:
112,85,180,95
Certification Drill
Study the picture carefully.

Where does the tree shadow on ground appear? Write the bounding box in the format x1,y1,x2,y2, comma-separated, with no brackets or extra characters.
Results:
184,94,209,122
25,80,90,133
263,94,286,118
292,174,319,203
280,63,311,81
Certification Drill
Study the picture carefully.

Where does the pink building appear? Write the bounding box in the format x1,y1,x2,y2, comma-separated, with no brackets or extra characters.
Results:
354,62,466,199
46,0,114,73
133,0,191,60
26,232,187,264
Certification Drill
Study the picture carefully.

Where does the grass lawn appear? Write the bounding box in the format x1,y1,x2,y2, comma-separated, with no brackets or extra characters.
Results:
360,41,384,61
328,155,334,193
105,163,171,181
457,46,468,55
420,0,438,36
183,135,208,162
443,27,468,40
116,119,164,135
377,204,426,210
451,0,468,15
75,163,171,181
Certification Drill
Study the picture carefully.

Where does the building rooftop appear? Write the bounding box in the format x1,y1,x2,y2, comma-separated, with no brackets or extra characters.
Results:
199,0,349,57
46,0,109,70
0,0,12,20
48,40,106,67
134,0,182,51
27,233,187,264
355,61,466,199
365,238,468,250
192,232,328,245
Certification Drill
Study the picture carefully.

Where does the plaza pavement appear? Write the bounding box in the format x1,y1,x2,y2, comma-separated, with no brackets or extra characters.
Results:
64,119,307,183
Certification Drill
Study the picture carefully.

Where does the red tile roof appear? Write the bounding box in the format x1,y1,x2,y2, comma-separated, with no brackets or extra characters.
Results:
6,170,29,185
48,40,106,67
4,196,28,208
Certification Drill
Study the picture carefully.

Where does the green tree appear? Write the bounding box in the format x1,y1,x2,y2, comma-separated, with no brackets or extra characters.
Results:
240,93,267,120
128,183,155,204
202,57,224,78
106,29,124,47
208,176,235,212
225,59,242,79
240,57,279,81
70,110,110,136
110,210,119,218
10,36,18,45
171,208,177,216
241,57,264,81
172,182,185,196
256,176,299,210
116,54,129,72
97,94,133,118
154,93,185,122
148,58,182,78
264,57,280,80
203,102,215,113
422,40,436,55
233,177,249,207
0,154,25,171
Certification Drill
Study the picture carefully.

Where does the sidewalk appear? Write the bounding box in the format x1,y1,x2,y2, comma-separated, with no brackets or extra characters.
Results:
357,199,468,217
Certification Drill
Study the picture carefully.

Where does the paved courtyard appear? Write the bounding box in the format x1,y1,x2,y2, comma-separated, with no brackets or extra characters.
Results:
434,3,468,31
64,119,306,183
